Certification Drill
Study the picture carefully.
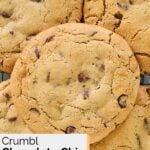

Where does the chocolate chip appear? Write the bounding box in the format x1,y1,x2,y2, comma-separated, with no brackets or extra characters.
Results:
78,72,89,82
66,78,71,85
89,31,98,36
83,90,90,100
8,117,17,122
144,118,150,135
45,35,55,43
46,72,50,82
117,2,128,10
114,12,123,19
99,64,105,72
117,94,128,108
0,59,3,66
129,0,133,5
9,31,14,35
135,133,142,149
146,88,150,96
30,0,42,2
26,34,36,41
65,126,76,134
1,12,12,18
33,47,40,59
29,108,40,116
3,93,11,100
103,123,107,128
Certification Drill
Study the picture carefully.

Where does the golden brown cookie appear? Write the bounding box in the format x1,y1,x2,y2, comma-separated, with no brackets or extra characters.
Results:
11,23,139,144
0,80,32,133
0,0,83,73
84,0,150,74
91,86,150,150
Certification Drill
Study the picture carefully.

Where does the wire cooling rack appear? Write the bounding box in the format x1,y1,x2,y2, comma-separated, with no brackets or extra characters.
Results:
0,72,10,82
0,71,150,85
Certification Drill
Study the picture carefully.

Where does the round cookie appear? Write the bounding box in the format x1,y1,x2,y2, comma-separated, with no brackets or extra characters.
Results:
0,80,32,133
11,23,140,144
0,0,83,73
91,86,150,150
84,0,150,74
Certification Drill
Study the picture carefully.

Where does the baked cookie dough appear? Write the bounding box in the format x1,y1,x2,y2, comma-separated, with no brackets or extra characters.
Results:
84,0,150,74
11,23,140,144
91,86,150,150
0,0,83,73
0,80,31,133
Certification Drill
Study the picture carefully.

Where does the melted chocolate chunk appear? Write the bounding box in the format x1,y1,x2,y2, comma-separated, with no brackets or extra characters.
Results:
8,117,17,122
33,47,40,59
78,72,89,82
144,118,150,135
1,12,12,18
30,0,42,2
0,59,3,66
99,64,105,72
83,90,89,100
29,108,40,116
117,94,128,108
146,88,150,96
114,12,123,19
9,31,14,35
46,72,50,82
129,0,133,5
117,2,128,10
90,31,98,36
26,34,36,41
135,133,142,149
3,93,11,100
65,126,76,134
45,35,55,43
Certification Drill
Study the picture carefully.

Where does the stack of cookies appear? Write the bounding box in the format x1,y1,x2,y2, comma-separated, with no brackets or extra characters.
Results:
0,0,149,149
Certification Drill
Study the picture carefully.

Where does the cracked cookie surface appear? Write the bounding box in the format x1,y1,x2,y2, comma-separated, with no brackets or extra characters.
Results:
11,23,140,144
84,0,150,74
0,0,83,73
91,86,150,150
0,80,32,133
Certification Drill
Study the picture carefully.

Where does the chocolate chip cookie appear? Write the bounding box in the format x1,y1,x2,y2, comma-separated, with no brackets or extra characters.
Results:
91,86,150,150
0,80,31,133
0,0,83,73
84,0,150,74
11,23,140,143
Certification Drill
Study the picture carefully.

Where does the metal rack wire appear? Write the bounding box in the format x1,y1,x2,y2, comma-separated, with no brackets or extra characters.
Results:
0,72,10,82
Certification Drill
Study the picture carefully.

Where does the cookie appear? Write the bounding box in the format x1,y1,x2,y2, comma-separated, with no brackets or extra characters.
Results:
11,23,140,144
0,0,83,73
91,86,150,150
84,0,150,74
0,80,31,133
